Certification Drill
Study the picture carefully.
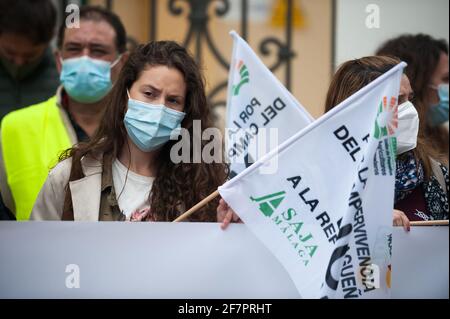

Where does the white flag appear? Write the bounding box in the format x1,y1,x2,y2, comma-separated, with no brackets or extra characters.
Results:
226,31,313,178
219,62,406,298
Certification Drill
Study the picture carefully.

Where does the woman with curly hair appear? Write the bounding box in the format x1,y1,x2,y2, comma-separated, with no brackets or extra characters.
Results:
30,41,228,222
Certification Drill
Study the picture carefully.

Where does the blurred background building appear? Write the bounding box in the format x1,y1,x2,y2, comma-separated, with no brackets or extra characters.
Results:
52,0,450,128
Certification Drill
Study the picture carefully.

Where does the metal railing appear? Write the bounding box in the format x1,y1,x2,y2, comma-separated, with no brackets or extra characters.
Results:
61,0,296,113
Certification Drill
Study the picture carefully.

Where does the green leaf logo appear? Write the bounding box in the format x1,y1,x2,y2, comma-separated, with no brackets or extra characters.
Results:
232,60,250,96
250,191,286,217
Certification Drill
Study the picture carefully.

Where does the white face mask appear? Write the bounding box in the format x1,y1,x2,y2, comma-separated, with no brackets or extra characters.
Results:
397,101,419,155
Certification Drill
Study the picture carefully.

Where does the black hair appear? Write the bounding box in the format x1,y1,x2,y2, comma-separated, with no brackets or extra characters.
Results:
376,34,448,103
57,5,127,54
0,0,57,44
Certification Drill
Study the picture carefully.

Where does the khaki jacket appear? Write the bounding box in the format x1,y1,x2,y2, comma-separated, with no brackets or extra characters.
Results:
30,155,103,221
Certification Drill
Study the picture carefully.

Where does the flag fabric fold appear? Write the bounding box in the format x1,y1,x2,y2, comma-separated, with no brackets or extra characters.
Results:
226,31,313,177
219,62,406,299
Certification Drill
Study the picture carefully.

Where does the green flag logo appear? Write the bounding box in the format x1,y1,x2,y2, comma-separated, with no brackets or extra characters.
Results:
374,96,398,139
373,96,398,176
232,60,249,96
250,191,286,217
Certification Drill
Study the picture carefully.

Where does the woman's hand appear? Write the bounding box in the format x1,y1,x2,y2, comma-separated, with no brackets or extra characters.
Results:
393,209,411,232
218,202,411,232
217,198,242,230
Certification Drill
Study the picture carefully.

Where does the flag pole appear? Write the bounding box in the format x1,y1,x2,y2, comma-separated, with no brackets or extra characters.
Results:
409,220,449,227
173,190,220,222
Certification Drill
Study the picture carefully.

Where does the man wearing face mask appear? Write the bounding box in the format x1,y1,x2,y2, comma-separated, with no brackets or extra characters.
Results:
0,6,128,220
0,0,59,120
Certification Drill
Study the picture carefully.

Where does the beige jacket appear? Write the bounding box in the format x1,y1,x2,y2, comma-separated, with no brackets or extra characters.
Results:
30,155,103,221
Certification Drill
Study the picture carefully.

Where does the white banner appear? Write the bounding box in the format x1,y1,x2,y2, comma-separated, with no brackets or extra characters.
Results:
226,31,313,177
220,63,406,298
0,222,447,299
391,226,449,299
0,222,299,299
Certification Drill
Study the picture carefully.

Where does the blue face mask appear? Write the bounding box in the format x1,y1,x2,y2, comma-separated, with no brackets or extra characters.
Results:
60,55,120,104
124,91,186,152
428,83,449,127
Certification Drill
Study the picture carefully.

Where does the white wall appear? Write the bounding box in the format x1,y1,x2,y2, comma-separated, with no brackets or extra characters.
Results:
335,0,449,68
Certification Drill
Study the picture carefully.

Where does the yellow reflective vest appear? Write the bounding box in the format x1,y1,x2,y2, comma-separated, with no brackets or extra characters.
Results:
1,96,72,220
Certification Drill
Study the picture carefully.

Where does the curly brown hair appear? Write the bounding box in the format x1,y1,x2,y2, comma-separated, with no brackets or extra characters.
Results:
62,41,229,222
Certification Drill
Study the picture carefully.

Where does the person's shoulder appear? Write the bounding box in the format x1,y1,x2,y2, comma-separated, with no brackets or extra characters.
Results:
50,157,73,178
3,95,57,118
44,157,74,191
1,96,58,129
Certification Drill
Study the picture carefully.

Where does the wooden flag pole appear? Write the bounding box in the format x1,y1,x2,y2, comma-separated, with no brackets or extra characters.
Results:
409,220,449,227
173,190,220,222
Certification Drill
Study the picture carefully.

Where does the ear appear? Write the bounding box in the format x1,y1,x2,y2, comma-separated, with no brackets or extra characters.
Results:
54,50,63,74
119,51,130,68
111,51,130,82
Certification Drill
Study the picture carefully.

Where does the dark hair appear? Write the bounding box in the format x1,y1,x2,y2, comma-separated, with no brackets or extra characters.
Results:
57,5,127,54
0,0,56,44
62,41,228,222
376,34,448,104
376,34,449,158
325,56,401,113
325,56,447,178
